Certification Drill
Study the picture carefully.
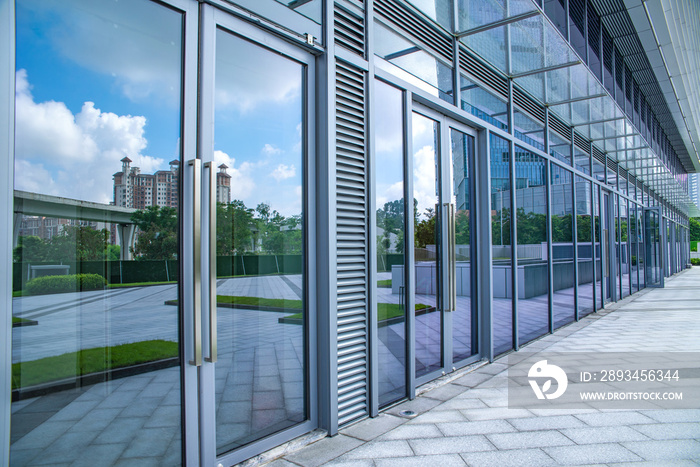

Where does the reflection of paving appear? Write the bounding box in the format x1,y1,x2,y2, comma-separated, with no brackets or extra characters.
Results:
10,275,305,466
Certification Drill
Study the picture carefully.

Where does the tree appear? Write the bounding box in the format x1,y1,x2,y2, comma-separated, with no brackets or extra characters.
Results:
13,235,47,262
415,208,436,249
217,200,254,255
131,206,178,260
690,217,700,241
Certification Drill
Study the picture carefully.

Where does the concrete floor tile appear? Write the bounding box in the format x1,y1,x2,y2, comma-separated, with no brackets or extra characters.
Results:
437,419,516,436
375,454,466,467
560,426,649,444
574,411,656,427
341,414,407,442
285,435,364,467
621,440,700,461
508,415,586,431
544,443,642,465
487,430,574,449
376,424,442,440
631,422,700,440
343,440,413,459
409,435,494,455
459,448,557,467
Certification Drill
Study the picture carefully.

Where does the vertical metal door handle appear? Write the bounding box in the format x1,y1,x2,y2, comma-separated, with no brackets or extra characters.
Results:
204,162,217,363
188,159,202,367
450,204,456,312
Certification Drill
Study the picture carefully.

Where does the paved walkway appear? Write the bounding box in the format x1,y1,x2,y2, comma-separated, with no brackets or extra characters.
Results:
268,267,700,467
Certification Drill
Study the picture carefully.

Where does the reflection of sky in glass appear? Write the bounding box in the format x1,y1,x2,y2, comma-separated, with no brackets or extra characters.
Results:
214,30,303,217
412,113,439,221
15,0,182,204
375,81,404,209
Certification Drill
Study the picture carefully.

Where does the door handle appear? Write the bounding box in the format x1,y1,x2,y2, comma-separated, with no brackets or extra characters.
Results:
443,203,456,312
204,162,217,363
188,159,202,367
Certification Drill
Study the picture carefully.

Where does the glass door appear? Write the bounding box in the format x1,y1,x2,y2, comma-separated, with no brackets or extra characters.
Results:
644,207,663,287
197,7,315,466
10,0,194,465
411,107,479,385
602,191,613,303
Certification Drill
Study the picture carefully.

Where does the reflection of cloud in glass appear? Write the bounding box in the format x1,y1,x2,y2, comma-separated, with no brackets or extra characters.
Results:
19,0,182,104
413,146,438,218
15,70,163,203
215,31,302,114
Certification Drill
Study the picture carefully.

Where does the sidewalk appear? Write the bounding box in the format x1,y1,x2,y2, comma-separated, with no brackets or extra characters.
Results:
266,267,700,466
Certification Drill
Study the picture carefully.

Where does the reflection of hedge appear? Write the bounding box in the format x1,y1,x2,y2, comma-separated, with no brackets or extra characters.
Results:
13,255,302,291
377,254,404,272
25,274,106,296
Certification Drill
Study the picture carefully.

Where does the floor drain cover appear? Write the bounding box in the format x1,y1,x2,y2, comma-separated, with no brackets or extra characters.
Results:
398,410,417,418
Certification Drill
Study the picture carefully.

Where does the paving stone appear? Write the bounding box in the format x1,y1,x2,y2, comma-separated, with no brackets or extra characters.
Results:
560,425,649,444
375,454,466,467
435,398,488,411
460,407,532,421
285,435,364,467
641,409,700,423
384,397,443,418
376,423,443,440
508,415,586,431
422,383,467,401
325,460,375,467
342,440,413,459
437,419,516,436
341,414,407,441
459,448,557,467
631,422,700,440
621,440,700,461
487,430,574,449
409,435,494,455
544,443,642,465
451,372,495,388
608,461,700,467
406,409,467,424
575,411,656,426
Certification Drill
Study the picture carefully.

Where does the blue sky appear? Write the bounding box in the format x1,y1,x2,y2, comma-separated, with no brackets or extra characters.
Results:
15,0,303,217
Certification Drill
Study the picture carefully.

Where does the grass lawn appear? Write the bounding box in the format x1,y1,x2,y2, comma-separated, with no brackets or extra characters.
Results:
12,316,33,325
12,340,178,390
377,279,392,288
285,302,431,321
215,295,302,309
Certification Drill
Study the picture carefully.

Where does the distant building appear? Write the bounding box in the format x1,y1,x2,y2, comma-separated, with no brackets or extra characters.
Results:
113,158,232,208
17,216,98,241
690,174,700,210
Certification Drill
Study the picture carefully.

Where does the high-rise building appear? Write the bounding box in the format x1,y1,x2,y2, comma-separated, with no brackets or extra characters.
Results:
689,173,700,209
113,157,179,209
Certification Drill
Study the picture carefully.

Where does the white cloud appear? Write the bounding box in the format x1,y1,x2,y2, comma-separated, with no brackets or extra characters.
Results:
270,164,296,181
214,149,255,200
14,70,164,204
261,144,282,156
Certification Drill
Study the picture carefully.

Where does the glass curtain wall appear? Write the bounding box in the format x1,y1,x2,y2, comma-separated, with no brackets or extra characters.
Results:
11,1,184,464
490,134,513,355
551,164,575,328
515,146,549,346
575,176,594,316
412,112,442,377
593,186,603,308
637,207,645,288
630,204,639,292
374,80,407,407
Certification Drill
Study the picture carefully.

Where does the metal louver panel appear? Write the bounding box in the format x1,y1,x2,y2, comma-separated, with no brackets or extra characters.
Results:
513,87,545,124
574,131,590,152
592,145,606,164
606,157,617,172
374,0,452,64
335,61,368,427
458,46,509,99
549,114,571,142
335,3,365,58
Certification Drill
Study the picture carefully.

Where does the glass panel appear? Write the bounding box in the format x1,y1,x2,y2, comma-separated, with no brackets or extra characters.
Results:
551,165,574,328
450,129,476,362
515,146,549,345
407,0,453,31
214,30,306,454
603,192,612,302
592,158,606,183
620,199,630,298
550,131,572,166
459,73,508,131
374,81,406,407
569,0,586,60
614,195,620,297
273,0,322,24
630,204,639,292
574,146,590,175
513,109,545,152
575,176,594,315
544,0,567,38
490,134,512,355
587,4,601,80
412,112,442,378
457,0,537,32
593,186,603,308
12,0,183,465
375,22,454,104
637,205,645,288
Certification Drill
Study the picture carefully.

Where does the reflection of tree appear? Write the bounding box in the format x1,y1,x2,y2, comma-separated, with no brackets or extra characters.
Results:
255,202,302,255
132,206,178,260
690,218,700,241
516,208,546,244
14,226,116,262
415,207,436,248
455,210,470,244
491,207,510,246
376,199,405,254
217,200,254,255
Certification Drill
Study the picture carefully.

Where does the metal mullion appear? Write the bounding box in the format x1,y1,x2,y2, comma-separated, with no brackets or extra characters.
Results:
546,160,554,334
479,131,494,362
509,137,518,351
591,182,598,312
572,166,580,321
405,91,417,400
440,116,452,373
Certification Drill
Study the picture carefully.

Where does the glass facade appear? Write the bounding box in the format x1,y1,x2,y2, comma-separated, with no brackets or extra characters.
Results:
2,0,695,464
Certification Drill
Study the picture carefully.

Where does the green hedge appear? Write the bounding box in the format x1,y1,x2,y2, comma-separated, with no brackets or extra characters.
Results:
691,241,698,252
25,274,106,296
691,258,700,266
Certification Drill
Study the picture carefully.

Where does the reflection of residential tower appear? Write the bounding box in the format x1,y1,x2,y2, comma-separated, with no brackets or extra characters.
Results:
217,164,231,204
113,157,180,209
